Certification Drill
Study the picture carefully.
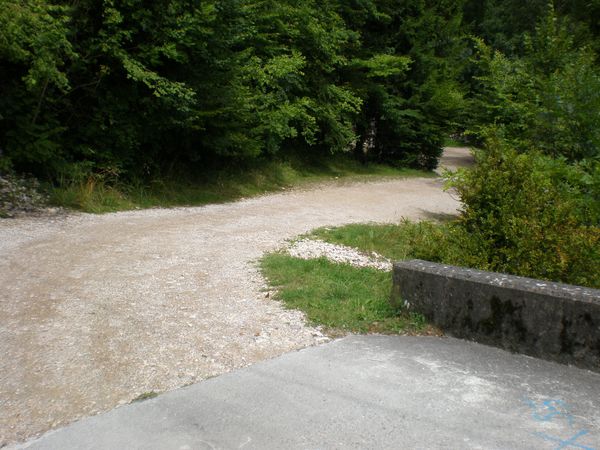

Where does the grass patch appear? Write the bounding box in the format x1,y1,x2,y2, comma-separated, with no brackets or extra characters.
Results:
49,153,431,213
260,252,433,335
309,220,478,264
50,178,137,213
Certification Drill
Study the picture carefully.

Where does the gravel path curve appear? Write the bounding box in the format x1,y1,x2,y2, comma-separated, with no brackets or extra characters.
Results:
0,148,472,446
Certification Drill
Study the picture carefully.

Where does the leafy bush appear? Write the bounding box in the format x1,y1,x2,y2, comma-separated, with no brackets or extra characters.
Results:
447,138,600,287
1,0,467,182
466,10,600,162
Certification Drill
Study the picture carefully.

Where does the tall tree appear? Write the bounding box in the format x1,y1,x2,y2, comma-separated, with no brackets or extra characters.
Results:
339,0,466,169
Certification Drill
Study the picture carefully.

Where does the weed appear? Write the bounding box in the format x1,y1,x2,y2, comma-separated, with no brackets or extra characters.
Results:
132,391,158,402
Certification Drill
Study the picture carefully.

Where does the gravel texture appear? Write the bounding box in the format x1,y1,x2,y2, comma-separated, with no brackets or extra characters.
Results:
288,238,392,271
0,148,471,446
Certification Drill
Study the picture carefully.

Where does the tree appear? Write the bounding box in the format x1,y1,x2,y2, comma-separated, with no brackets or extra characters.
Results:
466,7,600,162
339,0,466,169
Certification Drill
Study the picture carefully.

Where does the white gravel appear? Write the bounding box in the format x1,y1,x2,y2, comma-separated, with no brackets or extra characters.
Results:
0,148,472,446
288,238,392,271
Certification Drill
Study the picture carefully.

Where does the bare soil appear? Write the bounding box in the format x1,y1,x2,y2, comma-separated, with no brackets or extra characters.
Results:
0,148,471,446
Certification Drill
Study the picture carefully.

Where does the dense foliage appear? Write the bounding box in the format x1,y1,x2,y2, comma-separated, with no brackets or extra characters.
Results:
310,1,600,288
452,2,600,287
448,139,600,287
0,0,465,181
465,10,600,161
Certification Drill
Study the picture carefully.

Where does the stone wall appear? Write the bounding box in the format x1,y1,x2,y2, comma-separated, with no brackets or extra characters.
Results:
392,260,600,371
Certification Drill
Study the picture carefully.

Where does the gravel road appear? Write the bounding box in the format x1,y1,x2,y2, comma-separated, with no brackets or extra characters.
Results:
0,148,471,446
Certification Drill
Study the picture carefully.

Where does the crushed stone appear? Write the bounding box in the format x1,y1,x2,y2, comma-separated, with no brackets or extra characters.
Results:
0,148,471,446
288,238,392,271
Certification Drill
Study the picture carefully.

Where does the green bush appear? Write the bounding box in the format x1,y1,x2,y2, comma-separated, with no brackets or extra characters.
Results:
466,10,600,162
447,138,600,287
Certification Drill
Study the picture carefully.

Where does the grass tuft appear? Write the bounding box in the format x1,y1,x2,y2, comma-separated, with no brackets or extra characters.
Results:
132,391,158,402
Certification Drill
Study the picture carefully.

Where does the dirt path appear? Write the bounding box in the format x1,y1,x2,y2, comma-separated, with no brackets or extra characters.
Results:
0,148,471,446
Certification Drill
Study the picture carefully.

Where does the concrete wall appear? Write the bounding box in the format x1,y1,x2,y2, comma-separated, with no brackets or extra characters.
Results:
392,260,600,372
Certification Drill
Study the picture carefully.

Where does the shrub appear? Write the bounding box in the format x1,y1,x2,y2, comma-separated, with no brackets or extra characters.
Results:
466,11,600,162
447,138,600,287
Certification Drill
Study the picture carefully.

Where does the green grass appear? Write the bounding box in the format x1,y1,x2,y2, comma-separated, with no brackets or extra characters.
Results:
311,219,600,289
309,220,474,263
49,154,431,213
260,253,433,335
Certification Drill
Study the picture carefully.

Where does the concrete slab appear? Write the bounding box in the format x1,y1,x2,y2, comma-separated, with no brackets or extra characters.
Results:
15,336,600,449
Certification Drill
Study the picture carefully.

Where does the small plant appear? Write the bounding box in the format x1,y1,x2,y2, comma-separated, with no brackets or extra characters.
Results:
132,391,158,402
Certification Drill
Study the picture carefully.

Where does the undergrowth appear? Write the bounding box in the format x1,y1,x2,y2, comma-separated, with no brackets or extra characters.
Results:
49,154,430,213
310,221,477,264
309,138,600,290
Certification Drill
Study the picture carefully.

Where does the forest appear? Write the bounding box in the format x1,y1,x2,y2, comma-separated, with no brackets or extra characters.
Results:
1,0,599,285
2,0,596,179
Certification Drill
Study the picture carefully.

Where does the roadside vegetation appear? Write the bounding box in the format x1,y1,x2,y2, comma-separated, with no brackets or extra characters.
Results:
310,141,600,290
260,253,433,336
1,0,463,205
308,3,600,290
48,153,427,213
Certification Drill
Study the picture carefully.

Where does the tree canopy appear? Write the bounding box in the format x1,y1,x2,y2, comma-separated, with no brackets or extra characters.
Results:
1,1,599,181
